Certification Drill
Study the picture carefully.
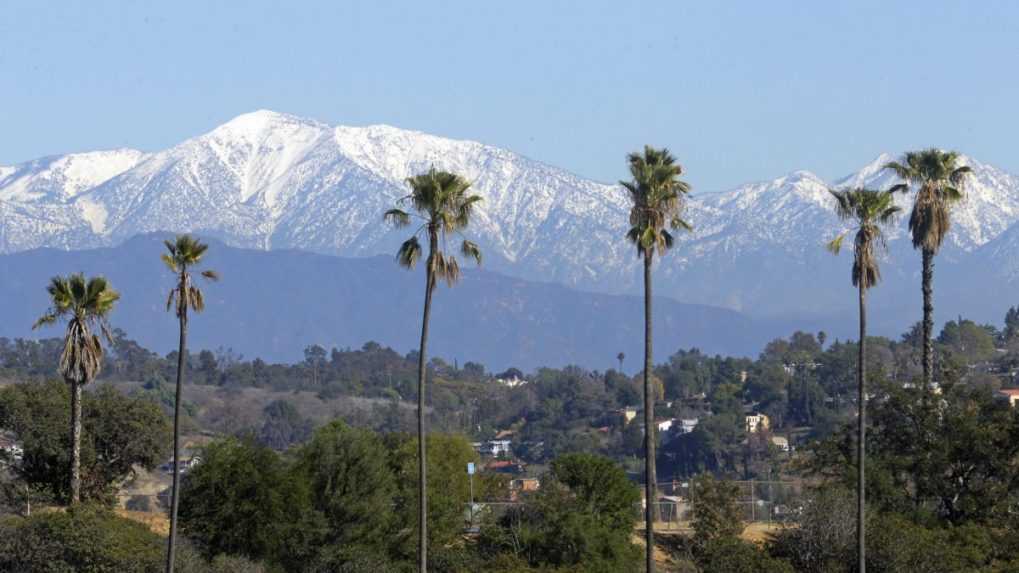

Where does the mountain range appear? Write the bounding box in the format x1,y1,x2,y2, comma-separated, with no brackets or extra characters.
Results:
2,110,1018,365
0,234,767,371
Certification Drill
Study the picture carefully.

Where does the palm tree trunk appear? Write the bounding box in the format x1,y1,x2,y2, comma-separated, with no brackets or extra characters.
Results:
166,295,187,573
921,248,934,390
857,283,867,573
417,239,437,573
643,253,657,573
69,378,82,504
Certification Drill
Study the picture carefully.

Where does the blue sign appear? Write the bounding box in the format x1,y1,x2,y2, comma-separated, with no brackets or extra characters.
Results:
467,462,476,475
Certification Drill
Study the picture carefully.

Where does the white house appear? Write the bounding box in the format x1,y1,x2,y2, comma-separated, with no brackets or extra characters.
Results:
679,419,699,434
745,413,770,433
771,436,790,452
474,440,513,457
496,376,529,388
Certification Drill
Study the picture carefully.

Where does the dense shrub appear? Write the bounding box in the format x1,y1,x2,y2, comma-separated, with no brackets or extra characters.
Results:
0,505,163,572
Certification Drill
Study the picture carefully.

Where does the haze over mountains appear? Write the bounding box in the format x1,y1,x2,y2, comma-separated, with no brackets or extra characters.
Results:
2,110,1017,366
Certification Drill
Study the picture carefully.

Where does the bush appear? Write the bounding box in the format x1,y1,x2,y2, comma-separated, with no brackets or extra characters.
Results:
0,505,163,572
479,453,641,572
699,537,794,573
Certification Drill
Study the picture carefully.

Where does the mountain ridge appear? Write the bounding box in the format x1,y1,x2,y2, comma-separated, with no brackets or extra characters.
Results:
2,110,1018,332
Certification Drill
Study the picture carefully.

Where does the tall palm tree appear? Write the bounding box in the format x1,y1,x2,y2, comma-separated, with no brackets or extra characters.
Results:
827,188,900,573
161,235,219,573
384,167,482,572
621,145,691,573
32,273,120,504
883,150,971,390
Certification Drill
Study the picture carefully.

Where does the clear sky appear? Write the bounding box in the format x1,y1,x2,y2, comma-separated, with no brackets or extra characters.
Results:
1,1,1017,191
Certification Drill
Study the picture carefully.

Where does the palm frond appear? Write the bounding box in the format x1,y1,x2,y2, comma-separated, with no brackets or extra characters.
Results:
384,208,412,227
460,240,482,265
396,237,422,269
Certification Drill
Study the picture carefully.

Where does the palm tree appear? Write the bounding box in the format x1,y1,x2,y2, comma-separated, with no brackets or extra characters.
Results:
621,145,691,573
161,235,219,573
384,167,482,572
32,273,120,504
827,188,901,573
883,150,972,390
617,351,626,372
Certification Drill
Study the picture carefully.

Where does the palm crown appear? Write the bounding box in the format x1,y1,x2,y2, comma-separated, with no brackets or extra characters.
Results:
384,167,483,287
883,149,972,252
162,235,220,316
621,145,692,258
33,273,120,384
827,188,901,289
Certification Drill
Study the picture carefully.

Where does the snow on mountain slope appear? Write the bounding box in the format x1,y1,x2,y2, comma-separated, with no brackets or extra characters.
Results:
0,149,143,203
834,153,1019,252
0,110,1017,328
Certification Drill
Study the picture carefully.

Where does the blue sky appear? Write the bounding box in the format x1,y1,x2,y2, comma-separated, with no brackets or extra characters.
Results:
1,1,1017,191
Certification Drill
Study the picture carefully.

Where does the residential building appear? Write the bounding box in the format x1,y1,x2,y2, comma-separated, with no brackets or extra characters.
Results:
997,388,1019,408
771,436,790,452
745,413,770,433
679,418,699,434
618,407,638,425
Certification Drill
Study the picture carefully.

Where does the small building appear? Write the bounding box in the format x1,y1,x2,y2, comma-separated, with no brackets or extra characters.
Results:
745,413,770,433
511,477,540,492
997,388,1019,408
656,419,675,433
474,440,513,457
771,436,790,452
495,375,529,388
0,435,23,463
679,418,699,434
618,408,638,425
486,459,525,474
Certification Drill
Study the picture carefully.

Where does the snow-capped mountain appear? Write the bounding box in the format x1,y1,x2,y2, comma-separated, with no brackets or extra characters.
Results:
2,110,1017,335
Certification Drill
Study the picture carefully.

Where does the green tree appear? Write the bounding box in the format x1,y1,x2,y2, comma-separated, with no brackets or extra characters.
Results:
884,150,972,390
161,235,220,573
690,473,744,549
258,399,312,450
295,421,396,555
390,433,481,558
384,167,483,572
0,380,169,503
621,145,691,572
937,318,996,363
480,453,640,572
827,187,900,572
30,273,120,504
178,438,323,570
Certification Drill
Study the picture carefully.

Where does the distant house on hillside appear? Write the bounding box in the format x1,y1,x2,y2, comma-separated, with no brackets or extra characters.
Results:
617,408,638,425
997,388,1019,408
771,436,790,452
473,440,513,457
495,375,529,388
0,434,23,463
679,419,699,434
745,413,770,433
161,455,202,475
486,459,525,474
